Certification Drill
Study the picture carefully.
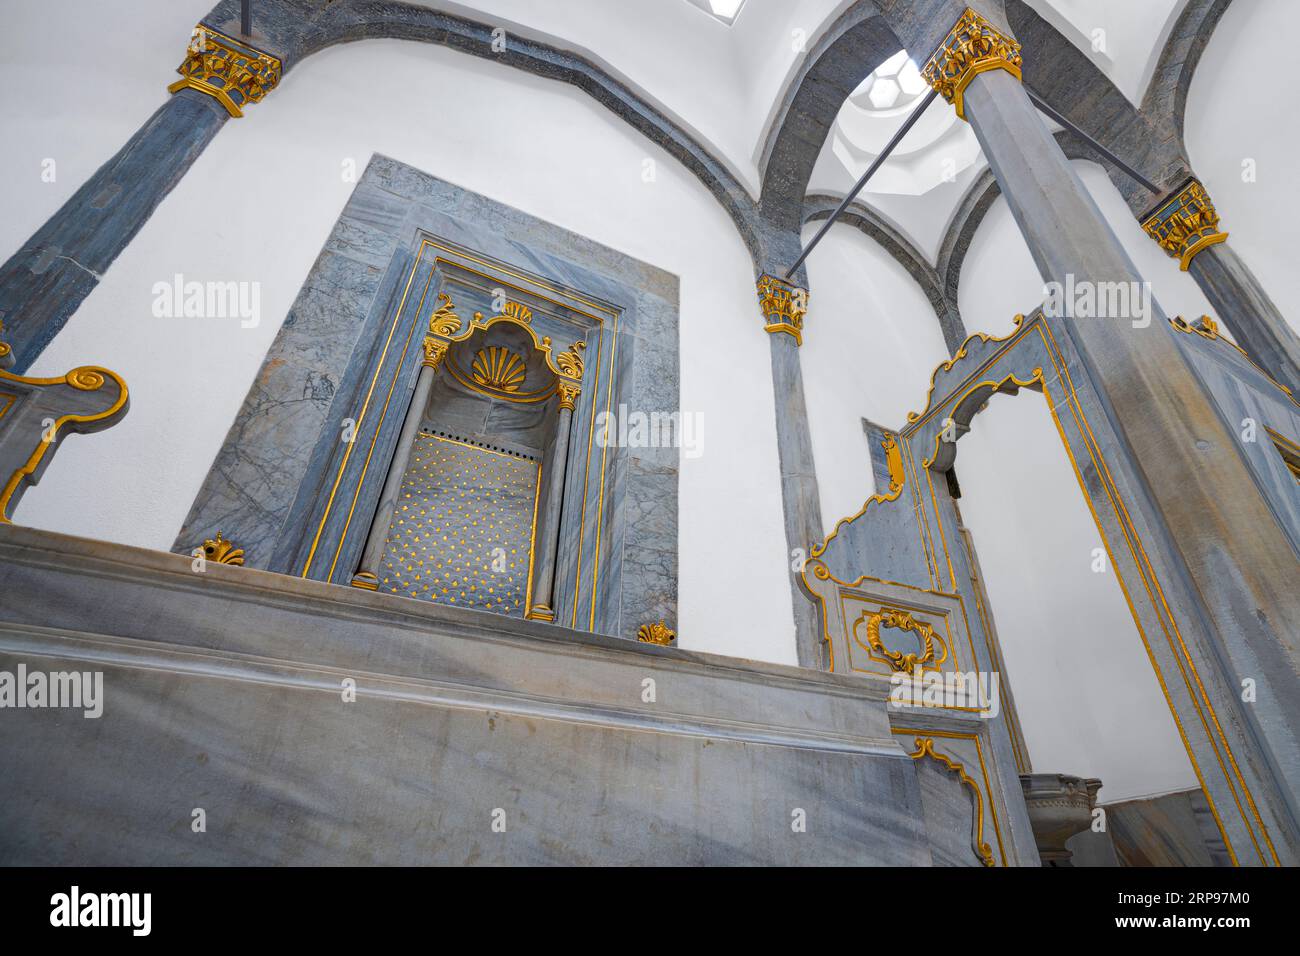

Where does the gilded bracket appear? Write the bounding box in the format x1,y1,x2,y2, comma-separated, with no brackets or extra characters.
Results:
637,621,676,646
908,737,996,867
169,25,282,118
921,7,1023,120
756,274,808,346
0,366,130,524
1141,177,1228,271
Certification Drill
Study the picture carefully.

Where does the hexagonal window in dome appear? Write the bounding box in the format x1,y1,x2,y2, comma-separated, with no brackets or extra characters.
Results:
867,77,901,109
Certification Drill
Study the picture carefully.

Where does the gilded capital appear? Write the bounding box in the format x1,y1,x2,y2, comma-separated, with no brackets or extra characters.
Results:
556,380,581,411
422,336,450,370
757,274,808,346
921,7,1023,120
169,25,281,118
1141,177,1228,271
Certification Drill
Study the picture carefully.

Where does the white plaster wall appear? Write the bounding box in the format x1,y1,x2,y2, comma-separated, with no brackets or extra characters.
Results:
1,3,796,665
1186,0,1300,338
954,161,1206,802
800,221,950,530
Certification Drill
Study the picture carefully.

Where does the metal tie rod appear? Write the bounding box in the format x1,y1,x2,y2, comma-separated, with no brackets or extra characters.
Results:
1023,85,1160,195
785,88,938,280
784,84,1160,279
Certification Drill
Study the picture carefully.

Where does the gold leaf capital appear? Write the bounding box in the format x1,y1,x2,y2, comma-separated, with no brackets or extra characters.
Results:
168,26,281,118
921,7,1022,120
1141,178,1228,270
757,274,808,346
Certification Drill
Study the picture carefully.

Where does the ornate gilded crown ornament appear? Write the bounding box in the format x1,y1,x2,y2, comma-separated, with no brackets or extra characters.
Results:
169,26,282,118
1141,177,1228,271
756,274,809,346
637,621,677,646
201,532,245,566
500,301,533,324
921,7,1023,120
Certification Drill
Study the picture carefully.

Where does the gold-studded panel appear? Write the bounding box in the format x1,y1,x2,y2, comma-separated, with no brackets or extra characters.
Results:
379,433,540,615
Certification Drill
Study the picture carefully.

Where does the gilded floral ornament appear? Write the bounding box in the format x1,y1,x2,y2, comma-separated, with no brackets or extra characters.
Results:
201,531,244,566
556,341,586,380
1141,178,1228,271
169,26,281,118
756,274,808,346
637,621,676,646
428,294,463,336
0,317,12,370
921,7,1023,120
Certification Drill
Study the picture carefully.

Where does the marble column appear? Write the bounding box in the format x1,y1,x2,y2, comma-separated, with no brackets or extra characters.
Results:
1138,180,1300,394
527,383,579,623
756,274,829,671
878,0,1300,862
0,25,279,372
349,338,446,591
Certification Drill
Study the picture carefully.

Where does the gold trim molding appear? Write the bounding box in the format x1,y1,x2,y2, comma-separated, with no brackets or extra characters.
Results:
756,274,808,346
637,621,676,646
169,25,282,118
921,7,1023,120
1141,178,1228,271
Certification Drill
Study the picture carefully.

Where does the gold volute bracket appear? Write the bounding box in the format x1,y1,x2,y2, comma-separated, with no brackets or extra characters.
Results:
169,25,282,118
637,621,676,646
921,7,1023,120
756,274,808,346
1141,177,1228,271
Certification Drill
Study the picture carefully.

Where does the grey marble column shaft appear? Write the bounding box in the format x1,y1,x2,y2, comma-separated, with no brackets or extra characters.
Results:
351,359,437,586
1187,242,1300,394
0,88,230,372
769,332,830,671
529,403,574,620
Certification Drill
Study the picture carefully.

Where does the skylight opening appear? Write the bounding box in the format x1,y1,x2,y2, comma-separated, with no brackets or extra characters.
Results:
683,0,748,26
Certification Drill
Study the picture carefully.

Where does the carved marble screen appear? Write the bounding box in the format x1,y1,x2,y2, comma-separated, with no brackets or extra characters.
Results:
175,155,681,642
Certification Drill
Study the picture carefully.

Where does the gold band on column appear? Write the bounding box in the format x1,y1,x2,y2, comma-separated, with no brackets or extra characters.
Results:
757,274,808,346
921,7,1023,120
1141,177,1228,271
169,25,282,118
